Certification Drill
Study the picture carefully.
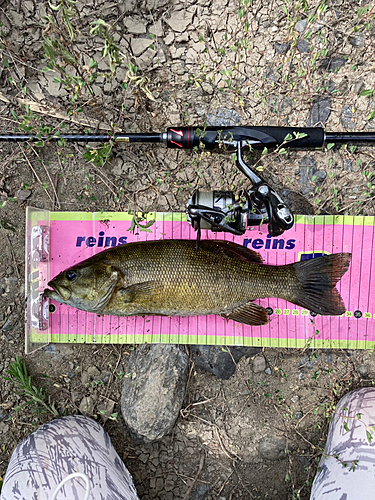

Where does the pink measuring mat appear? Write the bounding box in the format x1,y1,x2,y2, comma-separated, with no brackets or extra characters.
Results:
25,208,375,352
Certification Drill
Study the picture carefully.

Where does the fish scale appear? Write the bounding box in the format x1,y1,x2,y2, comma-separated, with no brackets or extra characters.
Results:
44,239,352,326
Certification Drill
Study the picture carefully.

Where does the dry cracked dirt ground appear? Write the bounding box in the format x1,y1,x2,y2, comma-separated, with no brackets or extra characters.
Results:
0,0,375,498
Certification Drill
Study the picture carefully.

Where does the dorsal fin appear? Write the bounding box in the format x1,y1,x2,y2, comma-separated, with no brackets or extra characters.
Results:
200,240,263,263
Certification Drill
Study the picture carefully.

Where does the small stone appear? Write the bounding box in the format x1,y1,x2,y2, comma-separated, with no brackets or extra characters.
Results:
263,64,279,83
0,409,10,422
349,33,364,47
79,396,94,416
321,57,347,73
267,95,293,116
357,364,370,378
295,19,323,33
87,366,101,377
344,160,352,172
81,372,90,385
97,399,115,423
352,80,365,95
297,39,310,53
15,189,31,202
297,155,327,196
265,367,272,375
253,355,266,373
101,371,111,385
201,82,214,95
2,312,19,332
189,484,210,500
0,423,9,434
294,411,303,420
291,395,300,403
258,436,289,460
274,41,291,54
341,106,356,130
307,97,331,126
190,345,261,379
327,80,336,93
295,19,307,33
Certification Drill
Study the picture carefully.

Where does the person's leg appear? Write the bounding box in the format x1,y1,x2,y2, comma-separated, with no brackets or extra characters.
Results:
310,387,375,499
1,415,140,500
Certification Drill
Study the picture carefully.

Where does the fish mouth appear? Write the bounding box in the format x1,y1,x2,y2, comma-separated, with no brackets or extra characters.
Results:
44,282,71,302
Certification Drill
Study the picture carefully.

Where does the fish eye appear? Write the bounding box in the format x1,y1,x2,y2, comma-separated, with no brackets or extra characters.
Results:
65,270,78,281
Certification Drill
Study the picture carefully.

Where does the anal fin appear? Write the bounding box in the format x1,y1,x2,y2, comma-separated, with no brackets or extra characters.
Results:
222,302,269,326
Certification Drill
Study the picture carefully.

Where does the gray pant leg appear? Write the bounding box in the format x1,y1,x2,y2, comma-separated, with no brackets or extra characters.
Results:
310,387,375,500
1,415,140,500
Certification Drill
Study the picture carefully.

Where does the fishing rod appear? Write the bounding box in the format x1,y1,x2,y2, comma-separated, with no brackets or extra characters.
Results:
3,125,375,237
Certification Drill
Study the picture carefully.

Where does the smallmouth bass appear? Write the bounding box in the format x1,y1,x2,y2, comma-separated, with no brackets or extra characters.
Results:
44,240,351,326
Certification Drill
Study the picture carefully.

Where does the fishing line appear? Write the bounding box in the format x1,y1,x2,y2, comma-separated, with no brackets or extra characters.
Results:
51,472,91,500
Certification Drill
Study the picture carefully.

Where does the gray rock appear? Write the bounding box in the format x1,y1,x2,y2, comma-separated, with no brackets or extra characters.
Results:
258,436,289,460
263,64,280,83
352,80,365,95
15,189,31,201
252,355,266,373
267,95,293,116
79,396,94,416
321,57,347,72
274,42,291,54
264,367,272,375
2,312,19,332
349,33,364,47
0,409,10,422
307,97,331,126
294,411,303,420
297,155,326,196
166,9,195,32
87,366,101,377
344,160,352,172
357,364,370,378
206,108,241,126
295,19,307,33
190,345,261,379
341,106,356,130
121,344,189,443
295,20,323,33
327,80,336,93
189,484,210,500
297,39,310,53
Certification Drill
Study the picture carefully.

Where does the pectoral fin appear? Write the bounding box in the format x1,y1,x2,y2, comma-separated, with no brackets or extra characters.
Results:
118,281,164,303
222,302,269,326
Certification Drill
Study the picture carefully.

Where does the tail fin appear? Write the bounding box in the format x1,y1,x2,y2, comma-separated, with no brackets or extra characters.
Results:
291,253,352,315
